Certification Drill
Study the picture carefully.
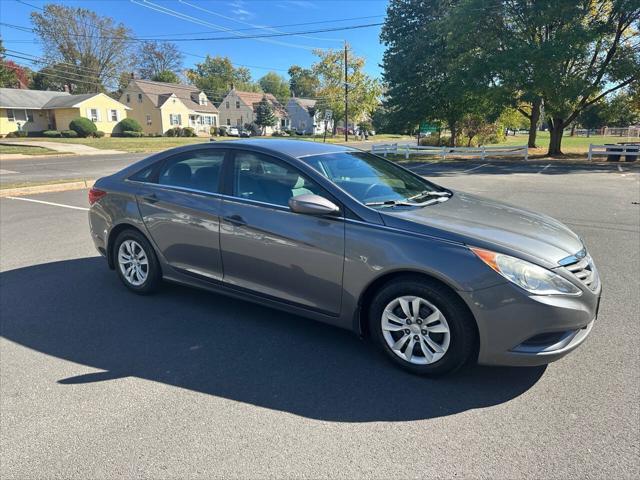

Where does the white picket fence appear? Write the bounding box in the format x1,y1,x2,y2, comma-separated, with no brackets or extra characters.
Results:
587,143,639,161
371,143,529,161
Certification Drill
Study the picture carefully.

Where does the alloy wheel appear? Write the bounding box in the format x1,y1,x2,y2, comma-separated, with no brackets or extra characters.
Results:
118,239,149,287
381,295,451,365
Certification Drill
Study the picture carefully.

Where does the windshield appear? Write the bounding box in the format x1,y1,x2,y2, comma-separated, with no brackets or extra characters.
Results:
301,151,449,207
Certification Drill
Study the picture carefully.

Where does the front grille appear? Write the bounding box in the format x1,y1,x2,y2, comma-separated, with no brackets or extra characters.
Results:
563,254,599,292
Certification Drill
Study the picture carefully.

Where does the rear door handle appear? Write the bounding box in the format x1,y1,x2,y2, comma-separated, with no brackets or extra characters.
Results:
224,214,247,226
142,193,158,204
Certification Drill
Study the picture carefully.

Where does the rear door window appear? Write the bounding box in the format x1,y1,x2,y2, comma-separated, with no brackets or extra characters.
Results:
156,150,226,194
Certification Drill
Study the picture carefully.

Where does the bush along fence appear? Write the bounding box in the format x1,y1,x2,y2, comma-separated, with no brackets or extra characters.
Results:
371,143,529,161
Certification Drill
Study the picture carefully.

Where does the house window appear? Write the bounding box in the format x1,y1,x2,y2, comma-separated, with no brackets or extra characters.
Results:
109,109,119,122
126,94,130,103
236,118,242,126
281,118,287,128
235,100,240,109
138,93,143,103
146,114,152,125
205,116,212,125
89,108,99,122
226,101,229,109
226,118,231,126
213,116,217,126
170,114,182,126
7,109,15,122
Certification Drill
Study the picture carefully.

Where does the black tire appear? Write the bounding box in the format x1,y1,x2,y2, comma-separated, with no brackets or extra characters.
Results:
368,277,476,376
113,229,161,294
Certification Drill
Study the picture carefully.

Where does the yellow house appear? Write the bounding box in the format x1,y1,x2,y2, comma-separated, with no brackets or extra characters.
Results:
120,78,218,136
0,88,130,137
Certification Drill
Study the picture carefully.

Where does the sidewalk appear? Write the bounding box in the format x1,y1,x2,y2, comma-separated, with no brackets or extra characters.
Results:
0,140,124,158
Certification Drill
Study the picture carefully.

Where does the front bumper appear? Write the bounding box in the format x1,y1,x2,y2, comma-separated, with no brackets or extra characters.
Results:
460,281,600,367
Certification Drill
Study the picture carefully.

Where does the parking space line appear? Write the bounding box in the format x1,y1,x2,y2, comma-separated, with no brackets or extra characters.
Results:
618,165,625,172
538,163,551,174
462,163,489,173
5,196,89,211
0,169,19,175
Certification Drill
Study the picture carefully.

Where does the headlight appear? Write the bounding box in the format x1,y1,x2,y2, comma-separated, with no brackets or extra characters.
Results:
470,247,581,296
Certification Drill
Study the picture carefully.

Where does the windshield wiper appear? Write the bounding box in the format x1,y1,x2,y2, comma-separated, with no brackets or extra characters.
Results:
407,190,451,202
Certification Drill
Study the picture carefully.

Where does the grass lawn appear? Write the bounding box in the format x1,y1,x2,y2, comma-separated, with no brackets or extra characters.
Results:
15,136,212,153
0,144,61,156
493,131,637,158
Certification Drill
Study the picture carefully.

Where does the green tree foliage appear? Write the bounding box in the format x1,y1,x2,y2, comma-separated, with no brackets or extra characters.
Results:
186,55,260,101
604,91,640,127
381,0,492,146
137,42,184,80
258,72,290,103
0,39,18,87
255,96,277,134
288,65,319,97
312,46,382,135
31,4,133,93
152,70,181,84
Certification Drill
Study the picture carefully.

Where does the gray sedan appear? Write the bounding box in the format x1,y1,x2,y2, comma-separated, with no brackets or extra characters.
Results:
88,140,601,375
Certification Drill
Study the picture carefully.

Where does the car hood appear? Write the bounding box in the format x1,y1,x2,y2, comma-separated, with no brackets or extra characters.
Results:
380,191,583,266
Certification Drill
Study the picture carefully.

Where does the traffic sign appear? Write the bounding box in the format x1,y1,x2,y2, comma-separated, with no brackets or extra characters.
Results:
420,122,438,134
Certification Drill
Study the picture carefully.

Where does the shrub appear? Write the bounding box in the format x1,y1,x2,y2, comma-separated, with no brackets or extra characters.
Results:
210,126,218,136
69,117,97,137
93,130,105,138
43,130,61,138
218,126,228,136
115,118,142,133
181,127,196,137
5,131,17,138
6,130,27,138
121,130,142,137
61,130,79,138
165,127,180,137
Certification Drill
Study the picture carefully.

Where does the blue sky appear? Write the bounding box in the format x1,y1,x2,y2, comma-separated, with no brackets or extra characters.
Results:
0,0,389,81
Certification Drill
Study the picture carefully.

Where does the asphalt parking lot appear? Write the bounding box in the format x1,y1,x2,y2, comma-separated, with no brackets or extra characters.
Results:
1,161,639,479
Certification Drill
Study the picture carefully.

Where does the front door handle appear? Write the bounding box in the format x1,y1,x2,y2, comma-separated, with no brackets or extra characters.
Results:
142,193,158,204
224,214,247,226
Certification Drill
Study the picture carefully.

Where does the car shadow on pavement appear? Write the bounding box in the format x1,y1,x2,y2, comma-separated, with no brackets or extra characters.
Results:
1,257,545,422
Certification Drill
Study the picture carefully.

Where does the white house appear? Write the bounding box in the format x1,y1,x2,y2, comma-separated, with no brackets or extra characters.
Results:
285,97,331,135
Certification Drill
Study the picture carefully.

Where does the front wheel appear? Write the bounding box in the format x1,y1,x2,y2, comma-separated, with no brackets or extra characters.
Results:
368,278,476,376
113,229,161,294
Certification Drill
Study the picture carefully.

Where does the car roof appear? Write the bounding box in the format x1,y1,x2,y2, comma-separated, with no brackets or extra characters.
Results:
226,139,357,158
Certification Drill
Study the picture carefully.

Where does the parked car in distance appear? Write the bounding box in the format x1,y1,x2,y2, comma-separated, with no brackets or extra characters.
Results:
239,129,251,138
88,140,601,376
227,127,240,137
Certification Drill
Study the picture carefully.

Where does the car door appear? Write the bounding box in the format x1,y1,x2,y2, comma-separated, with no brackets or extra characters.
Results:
219,150,345,315
136,148,227,282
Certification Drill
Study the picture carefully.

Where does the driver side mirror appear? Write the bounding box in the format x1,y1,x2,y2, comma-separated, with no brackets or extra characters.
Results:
289,194,340,216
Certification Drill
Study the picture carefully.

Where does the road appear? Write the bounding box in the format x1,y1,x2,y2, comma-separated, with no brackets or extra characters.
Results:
1,163,639,478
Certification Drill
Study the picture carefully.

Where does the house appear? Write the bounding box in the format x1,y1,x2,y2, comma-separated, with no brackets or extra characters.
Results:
218,89,289,135
120,78,218,136
0,88,130,137
286,97,331,135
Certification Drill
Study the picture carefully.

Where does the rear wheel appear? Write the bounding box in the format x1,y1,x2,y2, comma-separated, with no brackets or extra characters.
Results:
113,229,161,294
368,278,476,376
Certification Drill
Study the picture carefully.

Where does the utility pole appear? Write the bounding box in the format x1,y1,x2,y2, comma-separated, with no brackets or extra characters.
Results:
344,41,348,143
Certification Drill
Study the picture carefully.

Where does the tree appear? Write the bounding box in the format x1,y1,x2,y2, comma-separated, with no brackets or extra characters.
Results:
577,101,608,133
0,39,18,87
255,96,277,135
259,72,290,103
604,91,640,127
312,46,382,136
381,0,495,146
152,70,181,84
461,0,640,154
137,41,183,80
288,65,319,97
31,4,133,93
186,55,260,101
32,63,82,91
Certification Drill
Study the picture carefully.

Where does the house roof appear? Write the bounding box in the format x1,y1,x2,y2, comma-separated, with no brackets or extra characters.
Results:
42,93,102,108
0,88,69,109
132,79,218,114
232,90,287,117
290,97,316,109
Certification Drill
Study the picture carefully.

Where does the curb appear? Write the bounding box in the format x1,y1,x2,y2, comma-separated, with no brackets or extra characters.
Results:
0,180,95,198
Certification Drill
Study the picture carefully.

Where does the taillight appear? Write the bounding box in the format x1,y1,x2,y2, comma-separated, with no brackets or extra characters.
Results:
88,187,107,205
